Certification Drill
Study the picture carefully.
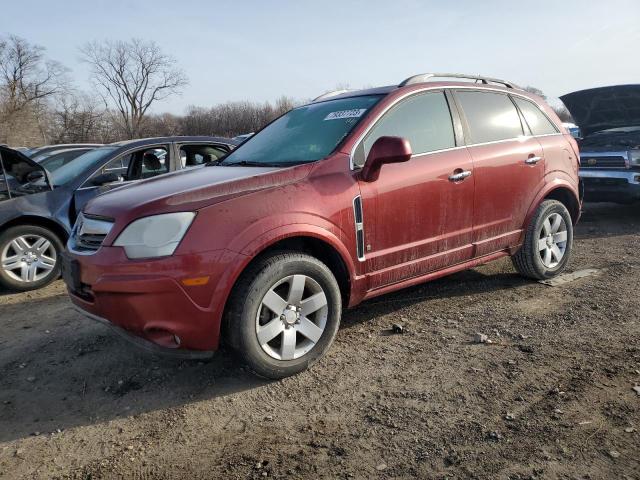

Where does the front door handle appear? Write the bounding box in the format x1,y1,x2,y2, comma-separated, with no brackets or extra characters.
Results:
525,156,543,165
448,170,472,182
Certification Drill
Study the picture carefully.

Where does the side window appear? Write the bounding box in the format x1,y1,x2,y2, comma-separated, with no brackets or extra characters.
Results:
138,147,170,179
179,144,229,167
513,97,559,136
456,91,524,144
354,92,455,167
88,155,128,184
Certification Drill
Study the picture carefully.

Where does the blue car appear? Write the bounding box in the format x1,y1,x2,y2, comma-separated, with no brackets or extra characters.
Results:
0,136,237,291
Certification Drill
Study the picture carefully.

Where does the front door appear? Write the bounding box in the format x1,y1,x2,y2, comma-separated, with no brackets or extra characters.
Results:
72,145,171,219
354,90,475,290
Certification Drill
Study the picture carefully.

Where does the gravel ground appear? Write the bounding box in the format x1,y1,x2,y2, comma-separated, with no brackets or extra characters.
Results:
0,202,639,480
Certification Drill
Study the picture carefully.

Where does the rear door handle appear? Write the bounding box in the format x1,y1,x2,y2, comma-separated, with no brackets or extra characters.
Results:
448,170,472,182
525,156,543,165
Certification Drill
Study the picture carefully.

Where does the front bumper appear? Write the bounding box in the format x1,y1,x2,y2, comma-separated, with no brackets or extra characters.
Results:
579,169,640,203
63,246,244,352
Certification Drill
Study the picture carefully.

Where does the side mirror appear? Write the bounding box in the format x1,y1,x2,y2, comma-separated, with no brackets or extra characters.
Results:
26,170,45,183
92,172,122,186
360,136,412,182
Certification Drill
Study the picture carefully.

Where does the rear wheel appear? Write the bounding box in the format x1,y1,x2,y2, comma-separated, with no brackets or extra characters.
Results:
512,200,573,280
0,225,63,292
225,252,342,379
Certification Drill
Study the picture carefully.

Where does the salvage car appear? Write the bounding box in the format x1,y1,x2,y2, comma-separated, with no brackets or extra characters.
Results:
63,73,581,379
560,85,640,203
0,136,237,291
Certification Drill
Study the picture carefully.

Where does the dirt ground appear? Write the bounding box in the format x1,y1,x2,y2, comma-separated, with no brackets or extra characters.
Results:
0,202,639,480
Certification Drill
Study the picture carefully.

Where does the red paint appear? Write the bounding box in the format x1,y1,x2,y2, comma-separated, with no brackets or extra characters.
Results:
65,81,580,353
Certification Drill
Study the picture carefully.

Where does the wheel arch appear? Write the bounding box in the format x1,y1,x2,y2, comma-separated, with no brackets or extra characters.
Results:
217,230,357,347
0,216,69,244
543,186,581,224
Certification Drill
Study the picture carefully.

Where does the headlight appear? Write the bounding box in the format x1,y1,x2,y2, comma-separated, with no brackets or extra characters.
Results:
629,150,640,166
114,212,195,259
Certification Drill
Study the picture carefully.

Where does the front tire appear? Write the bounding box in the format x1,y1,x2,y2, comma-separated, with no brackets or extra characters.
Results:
0,225,63,292
225,252,342,379
512,200,573,280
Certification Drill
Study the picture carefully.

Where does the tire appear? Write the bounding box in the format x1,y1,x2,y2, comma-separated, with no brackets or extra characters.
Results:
512,200,573,280
225,252,342,379
0,225,64,292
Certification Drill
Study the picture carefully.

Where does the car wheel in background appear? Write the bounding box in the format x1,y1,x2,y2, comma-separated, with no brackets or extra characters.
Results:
512,200,574,280
0,225,63,292
225,252,342,379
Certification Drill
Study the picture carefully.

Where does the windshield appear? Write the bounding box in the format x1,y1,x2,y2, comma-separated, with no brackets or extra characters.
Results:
49,147,118,186
34,149,91,171
221,95,383,166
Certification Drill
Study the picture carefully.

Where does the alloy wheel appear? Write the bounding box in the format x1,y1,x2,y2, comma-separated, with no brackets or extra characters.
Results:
1,234,57,283
255,274,328,361
537,212,568,268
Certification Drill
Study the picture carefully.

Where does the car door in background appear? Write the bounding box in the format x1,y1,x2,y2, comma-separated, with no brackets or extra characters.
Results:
454,90,544,257
177,142,232,169
355,90,475,290
72,145,171,218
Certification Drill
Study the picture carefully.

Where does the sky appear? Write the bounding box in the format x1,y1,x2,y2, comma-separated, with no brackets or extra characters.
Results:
1,0,638,113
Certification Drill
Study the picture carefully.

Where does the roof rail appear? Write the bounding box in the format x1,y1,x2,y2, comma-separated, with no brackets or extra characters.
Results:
312,89,353,102
399,73,519,89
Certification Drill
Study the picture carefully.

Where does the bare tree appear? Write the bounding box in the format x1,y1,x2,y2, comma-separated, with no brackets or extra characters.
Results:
0,35,68,144
80,39,188,139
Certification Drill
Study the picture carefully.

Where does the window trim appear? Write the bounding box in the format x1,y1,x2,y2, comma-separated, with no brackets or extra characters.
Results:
349,85,562,170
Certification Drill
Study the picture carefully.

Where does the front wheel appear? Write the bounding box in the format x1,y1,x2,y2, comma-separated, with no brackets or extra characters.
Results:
0,225,63,292
512,200,574,280
225,252,342,379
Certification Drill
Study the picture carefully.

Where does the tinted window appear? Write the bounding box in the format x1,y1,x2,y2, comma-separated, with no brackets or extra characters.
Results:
456,91,524,144
221,95,383,166
513,97,558,136
354,92,455,167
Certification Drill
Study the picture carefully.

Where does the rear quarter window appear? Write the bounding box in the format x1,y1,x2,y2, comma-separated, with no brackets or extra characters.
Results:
513,97,559,136
456,90,524,144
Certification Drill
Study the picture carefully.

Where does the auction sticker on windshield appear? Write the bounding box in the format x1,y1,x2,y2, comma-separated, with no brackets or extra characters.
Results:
324,109,367,121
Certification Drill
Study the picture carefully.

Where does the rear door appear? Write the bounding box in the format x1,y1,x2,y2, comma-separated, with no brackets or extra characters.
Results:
355,90,475,289
453,90,544,256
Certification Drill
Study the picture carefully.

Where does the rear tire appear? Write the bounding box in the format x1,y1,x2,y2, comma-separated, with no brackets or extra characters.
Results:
225,252,342,379
512,200,573,280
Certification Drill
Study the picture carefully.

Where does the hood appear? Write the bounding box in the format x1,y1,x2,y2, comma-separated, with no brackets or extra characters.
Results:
560,85,640,137
84,163,314,219
0,145,52,197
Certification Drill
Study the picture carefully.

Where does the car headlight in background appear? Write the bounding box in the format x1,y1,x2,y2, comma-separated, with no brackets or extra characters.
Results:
114,212,195,259
629,150,640,166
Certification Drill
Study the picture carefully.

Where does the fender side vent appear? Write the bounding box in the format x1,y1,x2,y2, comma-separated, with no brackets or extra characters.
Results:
353,195,365,261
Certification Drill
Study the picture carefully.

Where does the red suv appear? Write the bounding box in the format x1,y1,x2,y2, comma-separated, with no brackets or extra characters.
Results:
63,73,581,378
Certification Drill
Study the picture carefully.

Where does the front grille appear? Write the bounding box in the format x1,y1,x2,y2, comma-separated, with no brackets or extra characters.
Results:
70,213,113,253
580,155,627,169
76,233,107,251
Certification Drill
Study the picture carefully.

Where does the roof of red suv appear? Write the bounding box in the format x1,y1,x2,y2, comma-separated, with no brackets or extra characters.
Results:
311,73,529,106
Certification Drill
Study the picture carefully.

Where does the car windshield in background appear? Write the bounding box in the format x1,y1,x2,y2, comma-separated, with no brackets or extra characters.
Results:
49,147,118,186
220,95,383,166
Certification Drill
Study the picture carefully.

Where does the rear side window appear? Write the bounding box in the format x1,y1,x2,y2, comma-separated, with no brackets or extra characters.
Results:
513,97,558,136
355,91,455,167
456,91,524,144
